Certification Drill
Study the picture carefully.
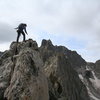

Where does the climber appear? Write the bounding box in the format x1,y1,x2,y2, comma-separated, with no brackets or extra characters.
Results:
15,23,28,42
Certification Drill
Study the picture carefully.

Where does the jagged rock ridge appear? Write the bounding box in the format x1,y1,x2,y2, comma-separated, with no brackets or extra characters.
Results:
0,39,49,100
39,39,86,73
0,39,90,100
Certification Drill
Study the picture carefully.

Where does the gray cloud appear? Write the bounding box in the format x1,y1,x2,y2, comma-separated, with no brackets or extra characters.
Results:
0,22,16,43
0,0,100,62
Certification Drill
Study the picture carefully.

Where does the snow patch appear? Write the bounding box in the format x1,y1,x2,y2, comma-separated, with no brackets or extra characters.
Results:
79,66,100,100
90,71,100,89
79,74,84,80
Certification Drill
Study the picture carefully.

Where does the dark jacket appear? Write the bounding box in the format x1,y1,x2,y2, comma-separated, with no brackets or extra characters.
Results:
15,23,27,34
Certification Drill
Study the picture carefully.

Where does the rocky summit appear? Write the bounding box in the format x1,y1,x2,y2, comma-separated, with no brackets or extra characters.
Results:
0,39,48,100
0,39,99,100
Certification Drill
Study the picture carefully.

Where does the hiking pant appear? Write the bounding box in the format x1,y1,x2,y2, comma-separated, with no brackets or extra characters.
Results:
16,30,25,42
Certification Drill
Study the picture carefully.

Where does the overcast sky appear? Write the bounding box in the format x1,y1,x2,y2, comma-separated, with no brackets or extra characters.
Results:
0,0,100,62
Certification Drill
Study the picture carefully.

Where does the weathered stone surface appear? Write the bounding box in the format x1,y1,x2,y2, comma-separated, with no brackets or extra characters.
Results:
0,39,92,100
0,50,15,95
94,60,100,79
44,54,90,100
39,39,86,73
0,39,49,100
10,39,38,55
86,61,100,79
77,61,100,100
0,51,14,99
0,52,3,57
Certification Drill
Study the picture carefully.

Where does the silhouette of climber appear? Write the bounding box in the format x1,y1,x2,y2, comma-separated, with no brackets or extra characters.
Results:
15,23,28,42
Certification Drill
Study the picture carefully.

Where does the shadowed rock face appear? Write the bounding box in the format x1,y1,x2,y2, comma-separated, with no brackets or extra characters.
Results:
84,70,93,78
94,60,100,79
86,61,100,79
44,54,90,100
0,52,3,56
39,39,86,73
0,39,90,100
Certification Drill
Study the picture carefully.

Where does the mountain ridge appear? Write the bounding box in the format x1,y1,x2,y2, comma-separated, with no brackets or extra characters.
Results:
0,39,99,100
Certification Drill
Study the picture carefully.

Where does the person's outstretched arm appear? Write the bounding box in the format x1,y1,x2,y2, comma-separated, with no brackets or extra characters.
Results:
24,27,28,35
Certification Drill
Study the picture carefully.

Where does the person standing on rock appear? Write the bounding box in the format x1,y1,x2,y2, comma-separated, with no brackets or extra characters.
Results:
15,23,28,42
